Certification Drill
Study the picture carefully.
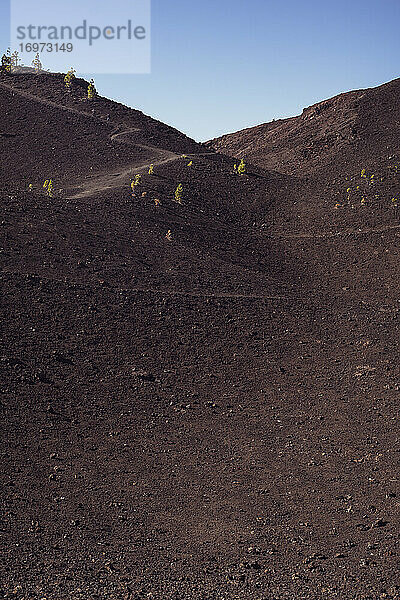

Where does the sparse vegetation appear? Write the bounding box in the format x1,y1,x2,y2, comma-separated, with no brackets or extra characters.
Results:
237,158,246,175
174,183,183,204
130,174,142,196
1,49,12,74
64,68,76,91
43,179,54,198
148,164,154,175
87,79,96,100
31,53,42,73
165,229,173,241
11,51,20,71
336,164,400,210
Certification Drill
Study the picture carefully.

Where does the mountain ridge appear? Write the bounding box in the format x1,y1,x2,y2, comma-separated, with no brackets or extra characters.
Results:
207,78,400,176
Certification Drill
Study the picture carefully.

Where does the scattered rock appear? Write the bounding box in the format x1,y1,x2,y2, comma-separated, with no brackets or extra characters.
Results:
373,518,389,528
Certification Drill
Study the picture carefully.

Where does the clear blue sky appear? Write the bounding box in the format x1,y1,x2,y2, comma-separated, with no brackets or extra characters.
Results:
1,0,399,141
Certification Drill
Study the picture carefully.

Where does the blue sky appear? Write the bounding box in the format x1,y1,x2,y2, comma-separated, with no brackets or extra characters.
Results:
1,0,399,141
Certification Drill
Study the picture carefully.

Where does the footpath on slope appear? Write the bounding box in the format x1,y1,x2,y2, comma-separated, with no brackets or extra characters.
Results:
3,80,400,240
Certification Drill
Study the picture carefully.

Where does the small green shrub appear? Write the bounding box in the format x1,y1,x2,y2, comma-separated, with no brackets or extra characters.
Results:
64,67,76,91
87,78,96,100
1,49,12,74
175,183,183,204
31,53,42,73
237,158,246,175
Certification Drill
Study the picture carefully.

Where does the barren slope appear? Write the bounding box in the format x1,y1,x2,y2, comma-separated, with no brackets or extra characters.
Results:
208,78,400,177
1,73,400,600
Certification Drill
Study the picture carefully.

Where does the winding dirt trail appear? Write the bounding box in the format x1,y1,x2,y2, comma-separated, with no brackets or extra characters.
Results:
2,269,288,301
0,80,97,119
3,80,400,240
69,127,214,200
0,80,209,199
269,222,400,239
67,131,181,200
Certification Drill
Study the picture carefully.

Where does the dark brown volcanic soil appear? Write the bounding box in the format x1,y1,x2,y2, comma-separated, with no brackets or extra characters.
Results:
1,72,400,599
207,79,400,177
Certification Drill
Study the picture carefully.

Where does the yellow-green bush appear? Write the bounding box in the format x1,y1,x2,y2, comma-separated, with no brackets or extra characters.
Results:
64,68,76,91
175,184,183,204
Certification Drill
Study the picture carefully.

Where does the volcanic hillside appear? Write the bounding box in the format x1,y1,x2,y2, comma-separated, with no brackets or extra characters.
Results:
1,72,400,600
208,79,400,177
0,72,199,188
